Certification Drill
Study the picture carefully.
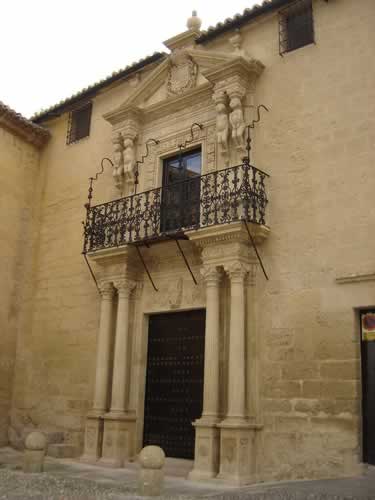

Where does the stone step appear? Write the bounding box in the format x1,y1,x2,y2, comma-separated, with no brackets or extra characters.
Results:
47,443,79,459
9,427,65,451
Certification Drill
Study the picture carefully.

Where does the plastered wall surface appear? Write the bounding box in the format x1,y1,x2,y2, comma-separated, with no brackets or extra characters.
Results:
0,126,41,445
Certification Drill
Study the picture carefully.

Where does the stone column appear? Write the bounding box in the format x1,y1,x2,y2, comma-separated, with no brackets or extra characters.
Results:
246,267,259,420
100,278,137,468
224,261,248,423
189,265,222,480
81,281,115,463
218,261,255,485
109,278,135,414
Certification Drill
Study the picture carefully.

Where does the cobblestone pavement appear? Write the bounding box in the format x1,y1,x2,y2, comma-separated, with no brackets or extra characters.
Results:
0,447,374,500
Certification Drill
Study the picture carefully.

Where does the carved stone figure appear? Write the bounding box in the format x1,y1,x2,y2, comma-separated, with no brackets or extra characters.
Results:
123,137,136,183
229,97,246,148
112,133,124,190
215,102,229,152
167,49,198,96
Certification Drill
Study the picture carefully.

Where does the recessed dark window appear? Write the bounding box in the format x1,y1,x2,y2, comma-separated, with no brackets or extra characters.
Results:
279,0,314,55
66,102,92,144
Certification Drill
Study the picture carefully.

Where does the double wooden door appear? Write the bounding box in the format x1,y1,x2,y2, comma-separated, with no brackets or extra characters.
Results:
143,310,205,459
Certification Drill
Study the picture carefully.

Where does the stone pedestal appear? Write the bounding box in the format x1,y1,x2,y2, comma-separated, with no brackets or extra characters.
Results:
23,449,45,473
80,414,103,464
23,431,47,473
138,445,165,497
98,414,136,467
217,423,256,485
189,420,220,480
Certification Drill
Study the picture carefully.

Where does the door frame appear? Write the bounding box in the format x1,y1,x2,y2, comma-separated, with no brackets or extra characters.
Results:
359,307,375,464
136,307,206,455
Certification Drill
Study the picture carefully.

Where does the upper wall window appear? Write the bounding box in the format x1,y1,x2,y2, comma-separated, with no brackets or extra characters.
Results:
66,102,92,144
279,0,314,55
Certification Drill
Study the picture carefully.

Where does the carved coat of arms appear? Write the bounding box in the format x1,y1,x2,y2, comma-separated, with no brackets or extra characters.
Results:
167,49,198,96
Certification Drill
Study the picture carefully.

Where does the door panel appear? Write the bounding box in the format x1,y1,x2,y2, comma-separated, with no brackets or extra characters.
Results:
161,149,201,233
143,310,205,459
360,310,375,465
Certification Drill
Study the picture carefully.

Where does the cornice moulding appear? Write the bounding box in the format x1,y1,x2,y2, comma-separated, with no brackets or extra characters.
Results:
202,57,265,85
164,29,200,51
187,222,270,247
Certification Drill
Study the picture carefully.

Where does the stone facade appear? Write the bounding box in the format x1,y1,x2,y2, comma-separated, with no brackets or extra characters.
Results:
1,0,374,484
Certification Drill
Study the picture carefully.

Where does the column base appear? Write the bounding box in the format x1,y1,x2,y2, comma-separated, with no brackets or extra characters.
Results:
217,420,260,485
80,413,104,464
98,413,136,468
188,418,220,481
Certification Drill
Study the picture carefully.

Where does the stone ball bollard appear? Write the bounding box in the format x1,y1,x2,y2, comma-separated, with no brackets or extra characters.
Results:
23,431,47,473
138,446,166,496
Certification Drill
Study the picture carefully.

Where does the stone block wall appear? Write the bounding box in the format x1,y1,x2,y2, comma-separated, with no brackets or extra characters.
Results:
5,0,375,481
0,126,41,445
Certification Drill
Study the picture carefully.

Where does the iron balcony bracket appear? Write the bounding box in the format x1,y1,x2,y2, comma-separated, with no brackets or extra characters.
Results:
135,245,159,292
243,220,269,281
173,238,198,285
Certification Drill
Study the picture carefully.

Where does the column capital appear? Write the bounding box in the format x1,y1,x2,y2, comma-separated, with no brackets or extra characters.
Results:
224,261,249,282
98,281,115,300
113,278,136,298
201,265,222,286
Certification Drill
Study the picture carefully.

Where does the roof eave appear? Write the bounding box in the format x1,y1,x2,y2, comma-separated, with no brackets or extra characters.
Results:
196,0,293,44
32,52,167,125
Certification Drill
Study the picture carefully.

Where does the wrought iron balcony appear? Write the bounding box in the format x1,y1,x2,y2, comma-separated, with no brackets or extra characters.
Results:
83,161,269,254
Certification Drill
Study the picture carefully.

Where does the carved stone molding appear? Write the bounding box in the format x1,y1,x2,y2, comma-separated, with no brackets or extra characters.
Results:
201,265,222,286
98,281,115,300
113,279,136,299
167,49,198,97
224,261,250,283
245,264,257,287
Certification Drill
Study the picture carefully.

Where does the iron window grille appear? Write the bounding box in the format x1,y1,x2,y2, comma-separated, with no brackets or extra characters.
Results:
66,102,92,144
279,0,314,55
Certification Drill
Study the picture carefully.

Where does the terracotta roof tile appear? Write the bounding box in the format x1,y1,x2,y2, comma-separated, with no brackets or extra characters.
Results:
0,100,50,148
196,0,291,43
32,52,166,124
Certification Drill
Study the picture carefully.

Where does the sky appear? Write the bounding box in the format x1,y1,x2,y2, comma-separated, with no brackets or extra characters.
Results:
1,0,258,118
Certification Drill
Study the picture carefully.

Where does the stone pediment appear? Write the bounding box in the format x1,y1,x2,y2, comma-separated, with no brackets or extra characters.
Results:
104,47,264,127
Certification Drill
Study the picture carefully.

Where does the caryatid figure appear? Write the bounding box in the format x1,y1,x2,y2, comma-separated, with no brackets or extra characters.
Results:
112,133,124,190
123,137,136,183
229,97,246,148
216,102,229,152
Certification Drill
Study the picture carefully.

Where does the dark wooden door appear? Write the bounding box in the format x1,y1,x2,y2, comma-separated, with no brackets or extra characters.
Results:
360,310,375,465
161,148,201,233
143,309,205,459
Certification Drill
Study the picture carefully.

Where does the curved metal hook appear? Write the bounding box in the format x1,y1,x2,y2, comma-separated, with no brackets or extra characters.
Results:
249,104,269,129
178,122,203,150
135,138,160,169
134,138,160,193
86,157,114,208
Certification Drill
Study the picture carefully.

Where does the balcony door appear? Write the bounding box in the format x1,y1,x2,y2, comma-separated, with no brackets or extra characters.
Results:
161,148,201,234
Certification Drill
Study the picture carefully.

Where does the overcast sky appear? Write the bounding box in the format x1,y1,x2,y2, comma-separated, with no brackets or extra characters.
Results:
1,1,258,118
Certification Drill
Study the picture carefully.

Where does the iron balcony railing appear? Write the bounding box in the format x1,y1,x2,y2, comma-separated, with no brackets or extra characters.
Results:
83,161,269,253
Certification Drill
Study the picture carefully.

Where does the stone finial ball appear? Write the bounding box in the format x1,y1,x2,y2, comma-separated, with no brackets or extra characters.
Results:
139,446,166,469
25,431,47,451
187,10,202,31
